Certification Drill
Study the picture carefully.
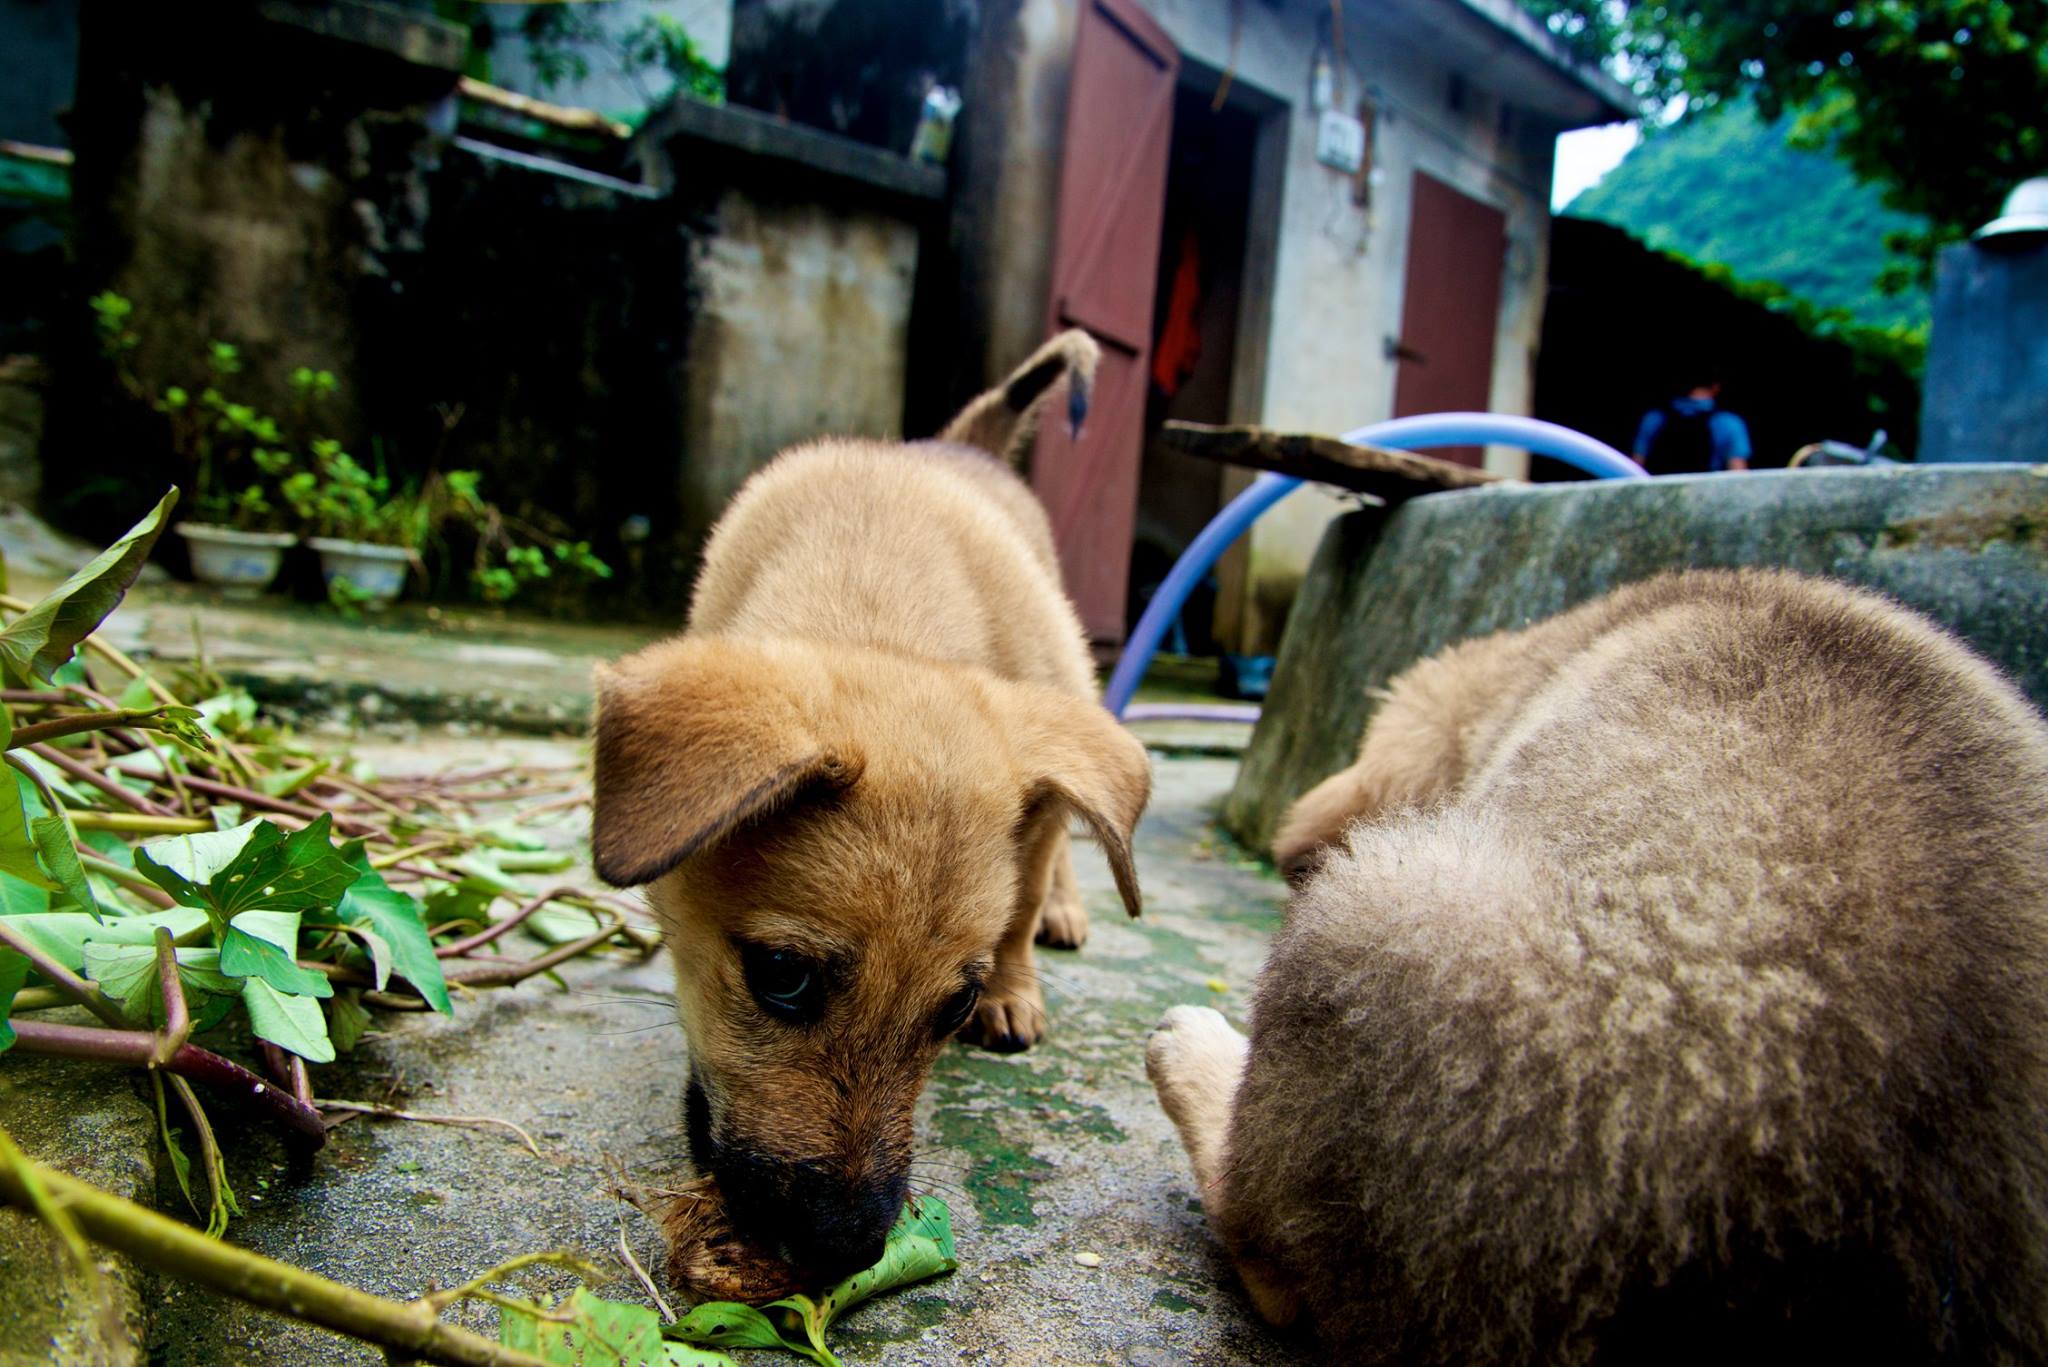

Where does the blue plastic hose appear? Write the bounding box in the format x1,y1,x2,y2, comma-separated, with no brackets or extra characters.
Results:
1104,412,1643,718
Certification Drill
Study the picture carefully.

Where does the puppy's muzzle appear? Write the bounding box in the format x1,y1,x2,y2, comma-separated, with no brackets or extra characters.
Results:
687,1076,906,1281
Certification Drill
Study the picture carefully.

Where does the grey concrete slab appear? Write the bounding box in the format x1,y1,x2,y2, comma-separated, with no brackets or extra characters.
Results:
0,1042,158,1367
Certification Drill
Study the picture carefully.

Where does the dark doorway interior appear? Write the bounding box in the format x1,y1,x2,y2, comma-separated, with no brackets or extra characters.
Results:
1126,78,1261,653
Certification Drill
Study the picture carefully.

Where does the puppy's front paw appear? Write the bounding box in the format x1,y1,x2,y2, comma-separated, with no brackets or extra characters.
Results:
1034,892,1088,949
1146,1005,1248,1191
961,981,1046,1053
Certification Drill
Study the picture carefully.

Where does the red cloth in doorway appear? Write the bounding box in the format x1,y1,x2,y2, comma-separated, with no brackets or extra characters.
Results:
1151,227,1202,396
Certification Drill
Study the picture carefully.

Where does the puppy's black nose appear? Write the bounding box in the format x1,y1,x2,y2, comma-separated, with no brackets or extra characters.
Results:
717,1152,905,1282
777,1164,902,1280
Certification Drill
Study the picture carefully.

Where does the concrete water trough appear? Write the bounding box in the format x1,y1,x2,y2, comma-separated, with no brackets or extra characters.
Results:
1223,462,2048,853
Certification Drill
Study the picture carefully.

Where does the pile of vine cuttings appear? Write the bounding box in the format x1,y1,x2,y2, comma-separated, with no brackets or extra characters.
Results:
0,489,656,1234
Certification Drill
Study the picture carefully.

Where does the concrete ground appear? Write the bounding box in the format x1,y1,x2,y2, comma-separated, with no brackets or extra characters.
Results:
0,575,1306,1366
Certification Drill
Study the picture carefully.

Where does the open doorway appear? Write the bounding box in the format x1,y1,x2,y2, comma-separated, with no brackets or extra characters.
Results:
1125,67,1280,653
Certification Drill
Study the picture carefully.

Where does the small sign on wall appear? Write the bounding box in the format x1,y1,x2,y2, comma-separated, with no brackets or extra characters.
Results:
1316,110,1366,173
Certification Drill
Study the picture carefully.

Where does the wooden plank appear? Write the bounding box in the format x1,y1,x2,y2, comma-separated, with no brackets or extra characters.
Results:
1159,421,1504,501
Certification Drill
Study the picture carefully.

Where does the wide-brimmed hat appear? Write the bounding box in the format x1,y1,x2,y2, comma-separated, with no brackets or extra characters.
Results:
1974,176,2048,242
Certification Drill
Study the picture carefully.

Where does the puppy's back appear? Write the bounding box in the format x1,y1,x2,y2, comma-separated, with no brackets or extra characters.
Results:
687,440,1094,697
1228,571,2048,1363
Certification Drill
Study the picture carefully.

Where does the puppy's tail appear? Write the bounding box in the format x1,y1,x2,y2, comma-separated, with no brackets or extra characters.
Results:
937,328,1100,467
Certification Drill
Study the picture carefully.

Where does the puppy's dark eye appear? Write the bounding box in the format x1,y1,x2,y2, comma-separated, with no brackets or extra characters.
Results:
934,983,981,1038
740,944,823,1023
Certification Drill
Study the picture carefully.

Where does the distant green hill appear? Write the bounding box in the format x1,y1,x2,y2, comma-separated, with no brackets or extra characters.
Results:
1566,104,1930,332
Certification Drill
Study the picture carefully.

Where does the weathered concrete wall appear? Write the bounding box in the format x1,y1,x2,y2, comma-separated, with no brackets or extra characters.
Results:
679,187,920,547
1920,240,2048,464
1222,463,2048,853
52,3,931,613
364,142,698,610
0,358,45,507
964,0,1604,653
635,96,939,583
53,1,463,531
62,4,460,454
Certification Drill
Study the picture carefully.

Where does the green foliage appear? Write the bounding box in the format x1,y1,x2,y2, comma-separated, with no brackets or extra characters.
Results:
500,1198,958,1367
0,949,25,1052
1568,103,1932,332
0,488,176,687
1523,0,2048,280
518,5,725,112
0,511,637,1246
335,842,453,1015
91,294,325,533
93,295,611,605
279,441,428,548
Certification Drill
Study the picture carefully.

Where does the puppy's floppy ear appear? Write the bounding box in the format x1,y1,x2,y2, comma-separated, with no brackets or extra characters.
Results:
938,328,1100,466
1003,683,1152,917
591,640,862,887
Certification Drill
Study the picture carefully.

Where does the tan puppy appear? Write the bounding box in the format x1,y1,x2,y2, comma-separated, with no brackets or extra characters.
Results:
593,331,1151,1279
1150,570,2048,1362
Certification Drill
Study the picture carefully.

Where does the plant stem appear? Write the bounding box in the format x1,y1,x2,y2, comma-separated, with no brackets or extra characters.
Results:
314,1099,545,1159
10,985,69,1012
27,740,179,817
6,1019,327,1147
172,774,376,836
70,811,213,835
0,1123,555,1367
441,918,625,989
435,885,581,959
78,851,179,907
151,928,191,1068
0,689,62,706
8,707,178,749
0,917,130,1028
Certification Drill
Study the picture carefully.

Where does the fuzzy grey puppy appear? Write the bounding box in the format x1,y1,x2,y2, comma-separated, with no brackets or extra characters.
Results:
1150,569,2048,1363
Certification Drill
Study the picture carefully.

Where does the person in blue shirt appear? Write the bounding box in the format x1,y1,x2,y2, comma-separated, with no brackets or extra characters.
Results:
1633,369,1753,475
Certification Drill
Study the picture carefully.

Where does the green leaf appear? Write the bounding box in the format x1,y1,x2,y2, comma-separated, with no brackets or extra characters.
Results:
668,1301,791,1354
150,1071,197,1215
447,849,531,900
0,488,178,686
220,920,332,999
0,871,50,917
326,988,371,1054
82,943,237,1024
337,842,450,1015
493,1200,958,1366
3,908,205,972
240,976,335,1062
0,764,56,893
258,760,328,799
501,1288,738,1366
0,947,26,1052
423,876,503,930
351,925,393,990
146,707,214,753
136,816,358,932
32,812,99,918
665,1197,957,1367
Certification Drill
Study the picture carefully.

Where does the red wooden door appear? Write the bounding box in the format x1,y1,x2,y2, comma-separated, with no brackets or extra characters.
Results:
1390,171,1507,467
1033,0,1179,644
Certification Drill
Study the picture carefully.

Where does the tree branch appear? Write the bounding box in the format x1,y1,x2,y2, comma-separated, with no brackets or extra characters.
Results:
0,1123,556,1367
